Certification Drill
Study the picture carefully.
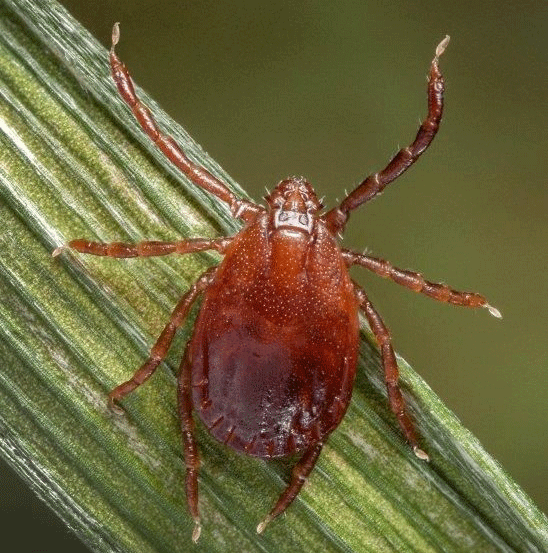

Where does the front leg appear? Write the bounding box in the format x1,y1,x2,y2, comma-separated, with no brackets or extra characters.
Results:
53,236,232,258
109,23,263,224
178,345,202,542
108,267,216,413
323,36,450,233
344,250,501,318
354,283,429,461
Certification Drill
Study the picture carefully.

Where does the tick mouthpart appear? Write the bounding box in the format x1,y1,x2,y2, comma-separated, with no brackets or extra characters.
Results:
273,209,314,234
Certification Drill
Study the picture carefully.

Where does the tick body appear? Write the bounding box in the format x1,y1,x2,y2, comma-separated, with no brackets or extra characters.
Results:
192,206,359,458
56,25,500,541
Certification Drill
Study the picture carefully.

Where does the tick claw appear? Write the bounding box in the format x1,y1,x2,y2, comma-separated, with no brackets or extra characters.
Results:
413,446,430,462
485,303,502,319
256,514,273,534
435,35,450,59
108,397,125,415
111,22,120,49
191,521,201,543
52,245,66,257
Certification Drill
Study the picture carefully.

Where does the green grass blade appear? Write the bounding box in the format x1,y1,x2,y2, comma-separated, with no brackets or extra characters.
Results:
0,0,547,551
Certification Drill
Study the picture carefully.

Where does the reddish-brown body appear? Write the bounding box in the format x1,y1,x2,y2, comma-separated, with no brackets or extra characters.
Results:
55,25,500,541
191,213,359,458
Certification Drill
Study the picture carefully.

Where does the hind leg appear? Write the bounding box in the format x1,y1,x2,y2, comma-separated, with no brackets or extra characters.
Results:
178,346,202,542
354,283,429,460
108,267,216,412
257,441,324,534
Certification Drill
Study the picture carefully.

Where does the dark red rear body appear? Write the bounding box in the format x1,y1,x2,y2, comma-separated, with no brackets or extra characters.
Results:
190,212,360,458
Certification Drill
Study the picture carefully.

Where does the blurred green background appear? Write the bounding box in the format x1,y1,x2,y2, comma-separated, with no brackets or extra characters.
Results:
2,0,547,551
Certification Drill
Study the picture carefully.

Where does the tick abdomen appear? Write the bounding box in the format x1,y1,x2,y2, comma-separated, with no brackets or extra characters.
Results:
190,214,359,458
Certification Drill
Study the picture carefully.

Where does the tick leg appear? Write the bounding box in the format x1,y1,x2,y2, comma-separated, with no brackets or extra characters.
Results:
178,346,202,542
109,23,262,223
343,250,501,318
53,236,232,258
108,267,216,413
323,36,450,234
257,441,324,534
354,284,429,460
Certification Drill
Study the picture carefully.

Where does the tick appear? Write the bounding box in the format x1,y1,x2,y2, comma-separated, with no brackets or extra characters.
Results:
54,25,501,541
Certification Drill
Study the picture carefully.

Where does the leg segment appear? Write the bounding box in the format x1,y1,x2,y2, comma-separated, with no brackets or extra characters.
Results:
354,284,429,460
109,23,262,224
53,236,231,258
178,346,202,542
344,250,501,318
256,441,324,534
323,37,450,233
108,267,216,413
